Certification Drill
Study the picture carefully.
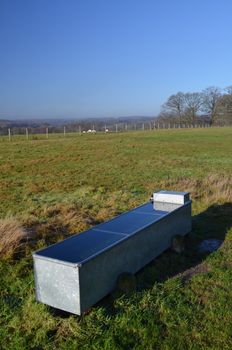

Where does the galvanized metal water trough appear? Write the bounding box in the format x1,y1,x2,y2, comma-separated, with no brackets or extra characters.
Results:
33,190,192,315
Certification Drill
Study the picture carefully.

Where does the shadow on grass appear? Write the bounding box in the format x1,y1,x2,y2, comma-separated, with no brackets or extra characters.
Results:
136,202,232,290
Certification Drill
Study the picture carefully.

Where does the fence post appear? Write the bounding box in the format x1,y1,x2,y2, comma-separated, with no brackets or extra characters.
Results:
46,127,49,139
8,128,11,141
26,128,29,140
125,123,127,131
64,126,66,137
79,125,81,135
116,124,118,133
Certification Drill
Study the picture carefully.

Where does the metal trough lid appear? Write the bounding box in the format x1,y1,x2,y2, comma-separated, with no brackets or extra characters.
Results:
33,190,190,267
33,203,168,266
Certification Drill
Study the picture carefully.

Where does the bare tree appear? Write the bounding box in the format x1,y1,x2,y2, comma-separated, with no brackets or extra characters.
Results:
225,85,232,94
159,85,232,126
184,92,202,124
201,86,222,125
224,86,232,112
217,86,232,125
161,92,185,124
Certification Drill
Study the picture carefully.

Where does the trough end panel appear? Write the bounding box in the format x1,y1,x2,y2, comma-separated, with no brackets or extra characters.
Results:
33,256,81,315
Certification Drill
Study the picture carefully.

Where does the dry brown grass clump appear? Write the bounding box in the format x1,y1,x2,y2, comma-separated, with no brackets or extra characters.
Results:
0,217,29,258
176,174,232,204
148,173,232,206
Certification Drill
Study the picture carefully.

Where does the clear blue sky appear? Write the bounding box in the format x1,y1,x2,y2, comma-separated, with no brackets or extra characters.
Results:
1,0,232,119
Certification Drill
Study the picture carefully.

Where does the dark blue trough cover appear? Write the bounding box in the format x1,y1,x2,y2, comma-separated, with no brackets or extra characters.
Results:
94,211,165,235
35,203,168,265
35,229,126,265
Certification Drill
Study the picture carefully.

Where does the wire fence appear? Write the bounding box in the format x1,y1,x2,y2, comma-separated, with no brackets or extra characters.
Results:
0,122,230,142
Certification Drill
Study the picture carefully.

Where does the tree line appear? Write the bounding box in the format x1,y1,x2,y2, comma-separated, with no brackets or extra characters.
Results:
158,86,232,126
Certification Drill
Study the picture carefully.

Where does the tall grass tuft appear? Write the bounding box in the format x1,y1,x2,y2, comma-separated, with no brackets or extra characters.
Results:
0,217,29,258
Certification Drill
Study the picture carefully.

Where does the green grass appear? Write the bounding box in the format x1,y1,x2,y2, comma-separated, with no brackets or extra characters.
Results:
0,127,232,349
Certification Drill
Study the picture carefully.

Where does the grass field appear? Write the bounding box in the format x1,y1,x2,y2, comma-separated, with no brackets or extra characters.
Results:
0,128,232,349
